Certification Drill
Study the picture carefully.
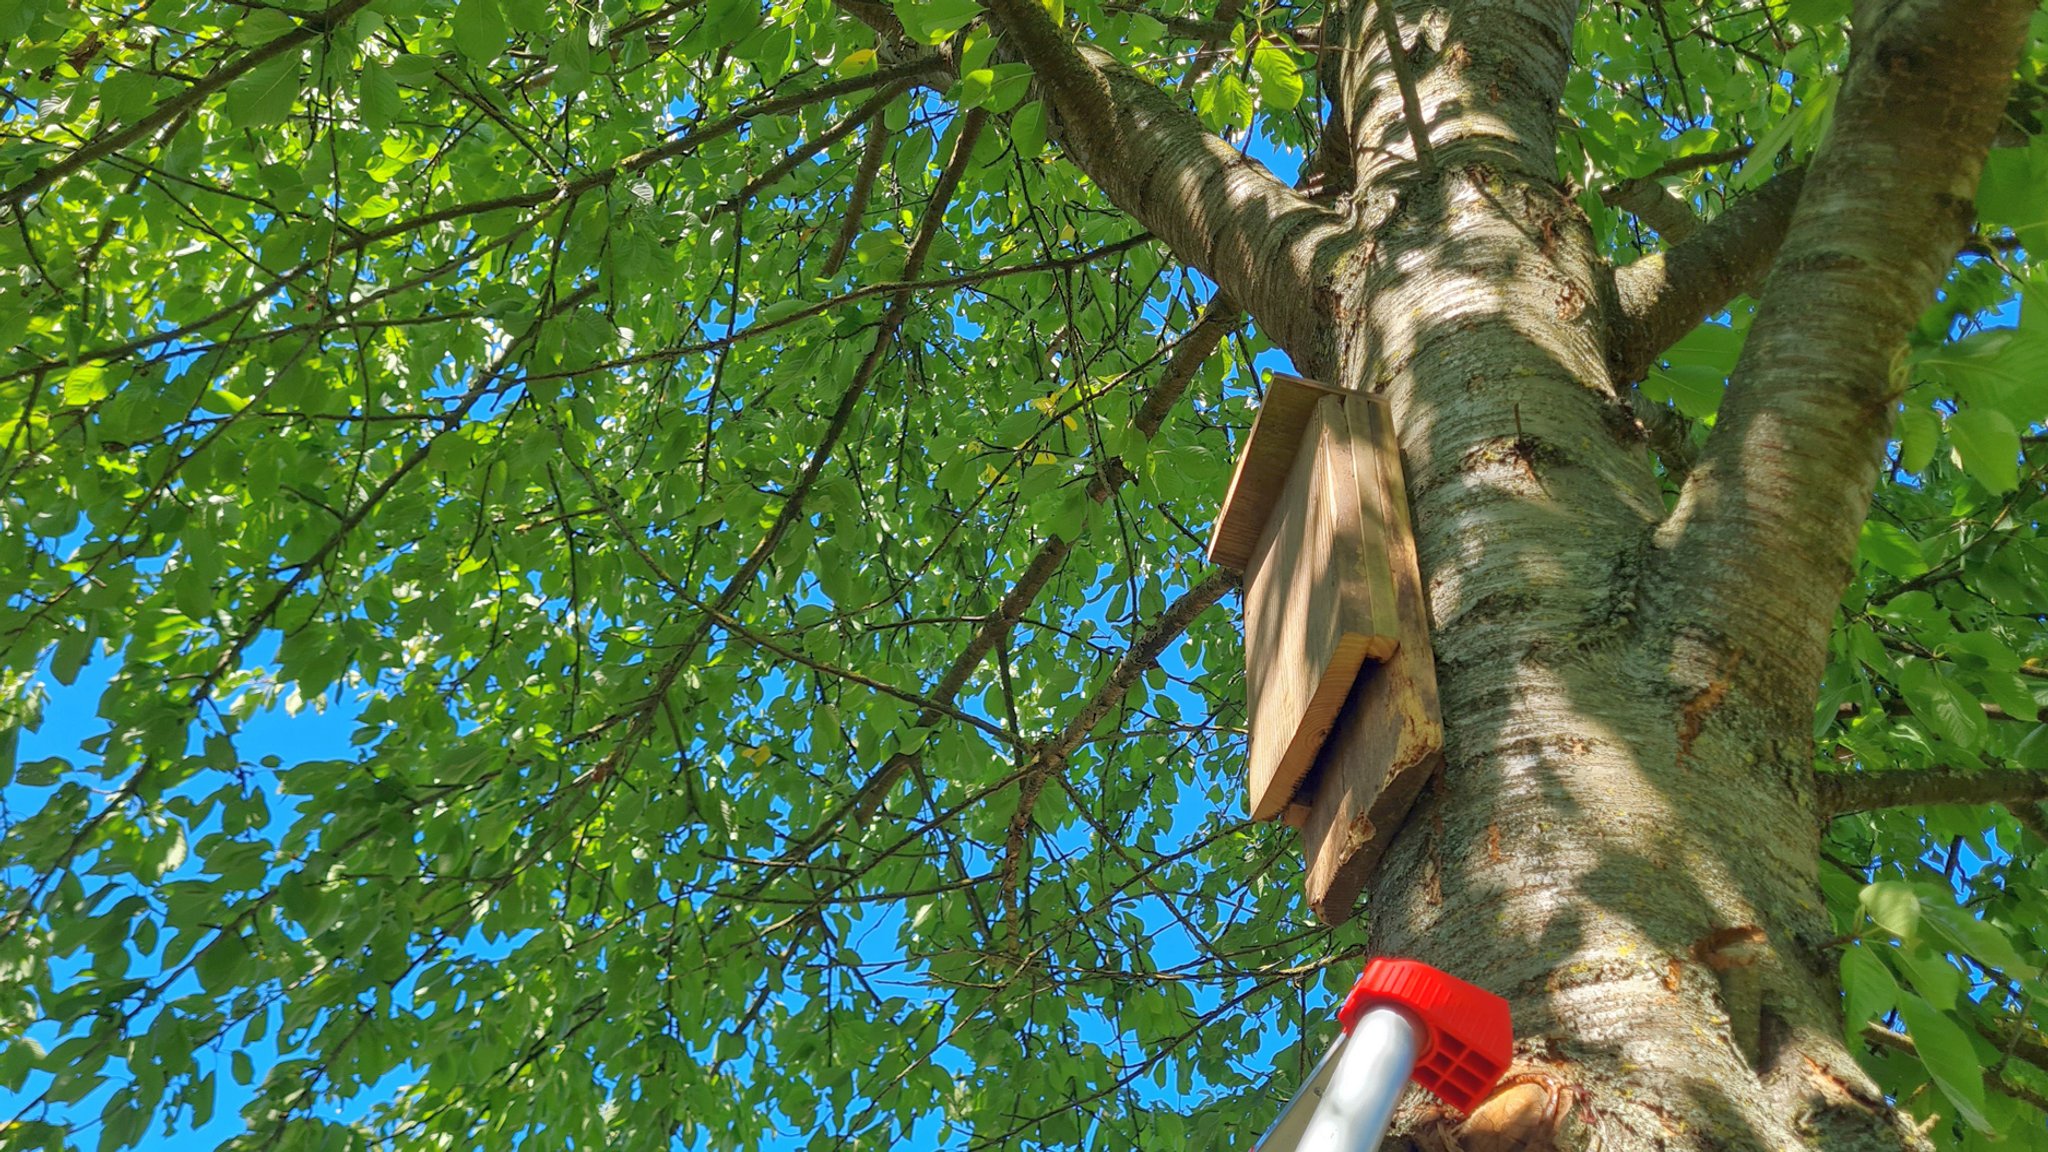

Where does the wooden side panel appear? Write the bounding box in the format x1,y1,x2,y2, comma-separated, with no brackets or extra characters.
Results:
1243,396,1401,821
1300,393,1443,924
1330,391,1401,649
1207,373,1347,570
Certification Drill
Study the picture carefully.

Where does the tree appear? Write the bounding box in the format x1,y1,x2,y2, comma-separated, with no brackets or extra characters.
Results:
1,0,2046,1148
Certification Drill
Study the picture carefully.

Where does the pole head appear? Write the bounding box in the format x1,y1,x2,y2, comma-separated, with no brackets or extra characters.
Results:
1337,958,1512,1114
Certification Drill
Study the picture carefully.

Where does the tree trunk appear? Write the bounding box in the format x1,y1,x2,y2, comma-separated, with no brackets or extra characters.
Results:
1309,5,1892,1147
987,0,2028,1146
1325,3,2025,1150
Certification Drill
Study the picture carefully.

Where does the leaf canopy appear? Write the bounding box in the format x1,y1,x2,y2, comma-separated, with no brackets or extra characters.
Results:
1,0,2046,1149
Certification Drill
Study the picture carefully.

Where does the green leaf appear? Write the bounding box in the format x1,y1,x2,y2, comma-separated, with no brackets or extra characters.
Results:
194,933,251,994
1646,360,1728,419
1860,880,1921,941
98,1089,145,1152
231,9,297,46
1897,661,1991,750
1734,75,1837,192
98,69,156,124
1012,101,1047,159
1922,901,2038,981
453,0,506,62
1916,328,2048,429
1857,521,1927,580
958,32,995,76
1976,139,2048,253
224,52,300,129
52,626,92,684
387,53,441,83
986,64,1033,114
359,63,401,133
1978,671,2039,723
1733,107,1800,192
202,388,252,414
502,0,551,37
61,363,112,406
1895,407,1938,473
959,67,995,108
1784,0,1850,25
1891,939,1963,1009
1946,408,2020,494
2015,724,2048,771
146,825,187,881
1196,72,1256,132
1943,631,2020,673
1896,992,1992,1132
1251,43,1304,112
836,48,878,79
1043,483,1091,542
892,0,979,44
1840,943,1899,1042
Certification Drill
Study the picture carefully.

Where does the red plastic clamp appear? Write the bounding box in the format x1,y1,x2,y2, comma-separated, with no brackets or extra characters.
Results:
1338,958,1512,1114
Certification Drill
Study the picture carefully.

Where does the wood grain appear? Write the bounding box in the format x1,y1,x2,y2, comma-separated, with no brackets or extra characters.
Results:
1207,373,1347,570
1300,392,1443,924
1240,394,1401,821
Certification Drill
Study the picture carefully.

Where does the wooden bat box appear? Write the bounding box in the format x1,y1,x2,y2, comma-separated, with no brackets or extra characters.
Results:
1207,374,1442,925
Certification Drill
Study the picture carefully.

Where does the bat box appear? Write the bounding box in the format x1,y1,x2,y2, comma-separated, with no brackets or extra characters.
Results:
1207,374,1442,924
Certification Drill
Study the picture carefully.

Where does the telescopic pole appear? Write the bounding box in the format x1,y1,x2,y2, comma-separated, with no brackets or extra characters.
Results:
1253,959,1512,1152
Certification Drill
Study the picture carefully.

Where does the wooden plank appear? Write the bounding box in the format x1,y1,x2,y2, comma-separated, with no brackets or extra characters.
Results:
1329,390,1401,653
1299,392,1443,925
1207,373,1348,570
1242,395,1401,821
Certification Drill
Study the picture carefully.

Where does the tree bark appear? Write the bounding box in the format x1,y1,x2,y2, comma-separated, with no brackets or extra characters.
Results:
1607,168,1806,387
993,0,2031,1147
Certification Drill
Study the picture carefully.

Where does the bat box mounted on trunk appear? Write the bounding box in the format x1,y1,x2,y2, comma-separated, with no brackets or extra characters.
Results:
1208,374,1442,924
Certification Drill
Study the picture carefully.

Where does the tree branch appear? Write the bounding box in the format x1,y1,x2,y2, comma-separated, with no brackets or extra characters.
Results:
1837,698,2045,726
1101,1,1234,43
981,0,1350,356
1982,1018,2048,1082
1631,392,1699,478
2013,803,2048,846
1653,0,2031,699
189,282,599,706
1607,168,1805,387
1,0,378,214
580,110,990,780
780,297,1241,851
724,79,911,209
1606,178,1704,243
1862,1024,2048,1116
823,106,892,276
0,56,944,389
1818,767,2048,819
996,569,1236,908
1173,0,1247,89
1599,145,1755,243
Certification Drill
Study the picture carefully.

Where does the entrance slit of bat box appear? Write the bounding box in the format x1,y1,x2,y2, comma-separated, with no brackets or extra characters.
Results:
1207,374,1442,925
